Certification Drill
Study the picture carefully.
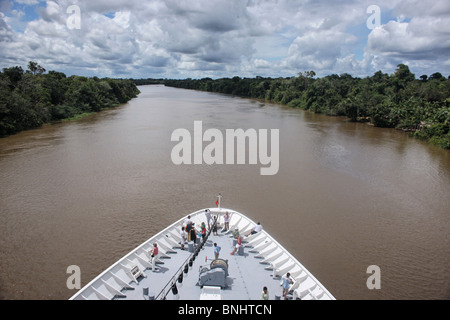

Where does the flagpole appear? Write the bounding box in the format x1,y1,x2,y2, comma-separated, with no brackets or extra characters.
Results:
217,193,222,209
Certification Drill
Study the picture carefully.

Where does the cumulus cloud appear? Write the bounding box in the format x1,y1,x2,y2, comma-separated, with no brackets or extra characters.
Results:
365,0,450,76
0,0,449,78
286,29,358,71
0,12,15,42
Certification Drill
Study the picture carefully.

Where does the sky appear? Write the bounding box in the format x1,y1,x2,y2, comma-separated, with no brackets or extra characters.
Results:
0,0,449,79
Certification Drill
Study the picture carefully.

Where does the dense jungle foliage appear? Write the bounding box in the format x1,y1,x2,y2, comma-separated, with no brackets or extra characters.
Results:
157,64,450,149
0,62,140,136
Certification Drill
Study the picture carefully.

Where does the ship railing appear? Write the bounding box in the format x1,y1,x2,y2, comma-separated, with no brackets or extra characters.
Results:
154,217,216,300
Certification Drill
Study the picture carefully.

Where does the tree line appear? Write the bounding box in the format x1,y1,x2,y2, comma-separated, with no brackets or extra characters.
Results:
157,64,450,149
0,62,140,137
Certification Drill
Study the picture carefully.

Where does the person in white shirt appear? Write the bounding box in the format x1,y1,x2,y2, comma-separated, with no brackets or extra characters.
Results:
205,209,211,230
261,286,269,300
223,211,230,232
281,273,293,300
246,222,263,236
184,215,192,227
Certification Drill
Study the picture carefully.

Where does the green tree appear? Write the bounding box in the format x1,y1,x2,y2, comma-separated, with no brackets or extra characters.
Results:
429,72,444,81
394,64,415,82
27,61,46,75
2,66,24,87
0,64,139,136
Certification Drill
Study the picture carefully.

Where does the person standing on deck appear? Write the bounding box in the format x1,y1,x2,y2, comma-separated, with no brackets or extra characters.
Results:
185,216,193,242
214,243,221,259
212,216,218,235
201,222,207,240
282,273,293,299
184,215,192,227
223,211,230,232
190,224,197,245
150,243,159,272
205,209,211,230
261,286,269,300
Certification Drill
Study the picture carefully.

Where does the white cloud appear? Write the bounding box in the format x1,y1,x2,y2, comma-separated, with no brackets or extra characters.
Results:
365,0,450,76
286,29,358,73
39,0,64,23
0,0,449,78
0,12,15,42
112,10,130,29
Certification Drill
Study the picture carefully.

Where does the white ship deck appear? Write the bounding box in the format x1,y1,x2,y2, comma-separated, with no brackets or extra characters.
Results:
70,206,335,301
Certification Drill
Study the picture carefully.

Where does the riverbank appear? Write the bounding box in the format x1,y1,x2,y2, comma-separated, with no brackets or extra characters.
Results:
0,63,140,137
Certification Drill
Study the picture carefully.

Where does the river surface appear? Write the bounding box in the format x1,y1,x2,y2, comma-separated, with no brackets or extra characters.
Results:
0,85,449,300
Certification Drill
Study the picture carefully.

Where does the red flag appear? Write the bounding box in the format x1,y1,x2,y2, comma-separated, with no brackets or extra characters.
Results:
215,199,219,207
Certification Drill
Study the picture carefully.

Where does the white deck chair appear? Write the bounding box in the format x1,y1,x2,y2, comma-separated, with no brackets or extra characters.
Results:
91,281,119,300
110,269,134,290
244,232,266,247
161,231,181,249
112,267,135,285
79,288,101,300
272,259,296,278
226,218,251,236
259,248,284,264
294,283,318,300
132,251,152,269
292,276,316,299
120,261,145,284
254,242,278,258
248,238,272,253
167,228,182,245
263,252,289,268
155,238,177,255
289,272,307,292
100,278,127,298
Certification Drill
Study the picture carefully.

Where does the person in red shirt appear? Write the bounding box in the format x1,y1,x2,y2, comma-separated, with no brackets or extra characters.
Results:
230,236,242,255
201,222,207,239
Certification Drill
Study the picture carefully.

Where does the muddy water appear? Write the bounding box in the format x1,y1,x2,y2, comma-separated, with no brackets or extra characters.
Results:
0,85,449,299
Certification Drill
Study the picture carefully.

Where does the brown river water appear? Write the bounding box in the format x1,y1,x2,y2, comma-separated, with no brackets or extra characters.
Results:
0,85,449,300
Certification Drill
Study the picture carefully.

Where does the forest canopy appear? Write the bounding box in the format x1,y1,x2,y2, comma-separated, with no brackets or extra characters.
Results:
160,64,450,149
0,62,140,137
